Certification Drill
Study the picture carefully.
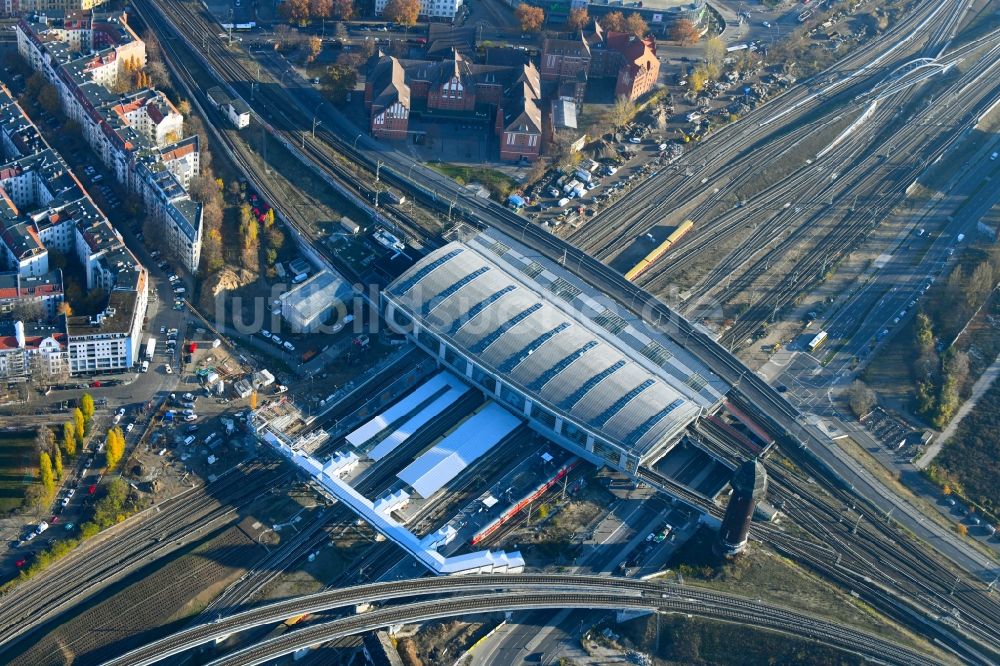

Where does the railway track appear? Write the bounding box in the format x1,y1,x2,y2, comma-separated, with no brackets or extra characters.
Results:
694,413,1000,664
714,46,1000,348
134,0,438,269
103,574,936,666
569,0,972,260
0,461,286,652
138,1,1000,659
633,32,999,297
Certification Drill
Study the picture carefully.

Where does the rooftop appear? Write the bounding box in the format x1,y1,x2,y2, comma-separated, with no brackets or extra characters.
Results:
383,234,728,459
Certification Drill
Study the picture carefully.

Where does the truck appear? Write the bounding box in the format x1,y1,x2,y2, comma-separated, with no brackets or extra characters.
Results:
145,337,156,361
562,179,581,194
574,169,592,184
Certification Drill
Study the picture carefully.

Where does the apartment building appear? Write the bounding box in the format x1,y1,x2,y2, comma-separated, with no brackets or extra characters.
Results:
0,320,67,381
374,0,463,21
1,0,108,17
16,11,203,272
0,83,148,376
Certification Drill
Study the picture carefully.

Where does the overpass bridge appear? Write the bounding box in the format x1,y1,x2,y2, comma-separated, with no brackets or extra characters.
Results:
101,575,936,666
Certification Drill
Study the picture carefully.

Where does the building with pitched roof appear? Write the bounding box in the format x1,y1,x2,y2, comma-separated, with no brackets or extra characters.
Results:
365,52,543,161
540,23,660,103
16,10,203,272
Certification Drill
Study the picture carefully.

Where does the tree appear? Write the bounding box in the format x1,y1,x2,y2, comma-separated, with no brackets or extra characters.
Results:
515,3,545,32
625,12,648,38
57,302,73,317
72,407,85,446
384,0,420,26
566,7,589,31
306,36,323,63
262,208,276,229
36,425,55,456
671,18,699,45
148,60,170,90
608,95,637,128
704,36,726,69
322,64,358,103
967,261,995,310
331,0,354,20
847,380,876,418
689,67,707,92
62,421,76,456
955,523,968,537
53,446,63,481
310,0,333,17
39,452,55,502
600,11,626,32
38,83,61,116
80,393,94,430
177,99,192,117
105,426,125,471
279,0,311,24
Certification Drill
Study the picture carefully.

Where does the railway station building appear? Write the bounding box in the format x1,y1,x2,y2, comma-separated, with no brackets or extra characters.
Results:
382,232,728,476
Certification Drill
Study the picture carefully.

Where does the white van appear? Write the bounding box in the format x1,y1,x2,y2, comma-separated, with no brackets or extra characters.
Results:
141,360,149,373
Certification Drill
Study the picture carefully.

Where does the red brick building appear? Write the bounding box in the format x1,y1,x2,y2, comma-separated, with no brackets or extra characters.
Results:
364,52,543,162
540,22,660,103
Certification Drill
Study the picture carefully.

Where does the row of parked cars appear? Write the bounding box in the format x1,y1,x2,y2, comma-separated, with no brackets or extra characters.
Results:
260,329,296,352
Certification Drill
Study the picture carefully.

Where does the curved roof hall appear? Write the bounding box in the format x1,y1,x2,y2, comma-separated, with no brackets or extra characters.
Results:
384,242,710,458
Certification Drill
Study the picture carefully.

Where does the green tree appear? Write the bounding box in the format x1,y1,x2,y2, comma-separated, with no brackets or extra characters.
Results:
80,393,95,431
62,421,77,456
39,452,55,502
322,63,357,104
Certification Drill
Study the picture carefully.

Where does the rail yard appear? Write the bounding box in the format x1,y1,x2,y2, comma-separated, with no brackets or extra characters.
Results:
0,0,997,663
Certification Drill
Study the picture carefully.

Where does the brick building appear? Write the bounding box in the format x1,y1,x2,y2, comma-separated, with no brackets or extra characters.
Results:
365,52,543,162
540,22,660,103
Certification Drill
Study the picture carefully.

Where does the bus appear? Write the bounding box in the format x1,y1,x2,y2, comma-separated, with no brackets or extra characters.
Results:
807,330,828,353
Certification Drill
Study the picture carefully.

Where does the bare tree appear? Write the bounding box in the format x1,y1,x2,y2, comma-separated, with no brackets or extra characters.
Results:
847,380,876,418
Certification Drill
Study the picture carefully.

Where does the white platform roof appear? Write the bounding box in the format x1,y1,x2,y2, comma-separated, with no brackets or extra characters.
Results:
398,402,522,498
